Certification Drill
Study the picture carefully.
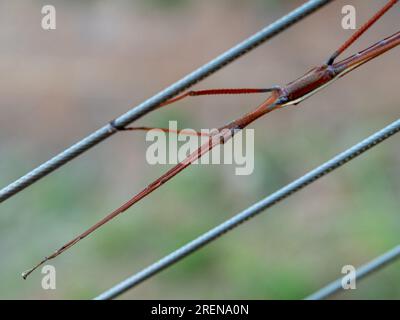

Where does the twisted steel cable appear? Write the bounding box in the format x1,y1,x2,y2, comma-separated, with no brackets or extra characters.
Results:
0,0,333,203
94,118,400,300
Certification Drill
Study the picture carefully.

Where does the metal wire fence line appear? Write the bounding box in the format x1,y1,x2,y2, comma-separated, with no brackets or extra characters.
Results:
94,118,400,300
306,244,400,300
0,0,333,203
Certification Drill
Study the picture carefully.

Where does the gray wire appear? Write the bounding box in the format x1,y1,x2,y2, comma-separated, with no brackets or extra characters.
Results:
94,118,400,300
306,245,400,300
0,0,333,203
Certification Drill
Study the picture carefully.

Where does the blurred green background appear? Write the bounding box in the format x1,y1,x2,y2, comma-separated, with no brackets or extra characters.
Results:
0,0,399,299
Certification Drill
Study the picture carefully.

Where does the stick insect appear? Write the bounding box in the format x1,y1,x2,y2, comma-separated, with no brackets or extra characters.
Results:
23,0,399,279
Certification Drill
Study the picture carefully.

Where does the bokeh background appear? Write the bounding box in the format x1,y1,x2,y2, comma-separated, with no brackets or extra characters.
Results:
0,0,399,299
